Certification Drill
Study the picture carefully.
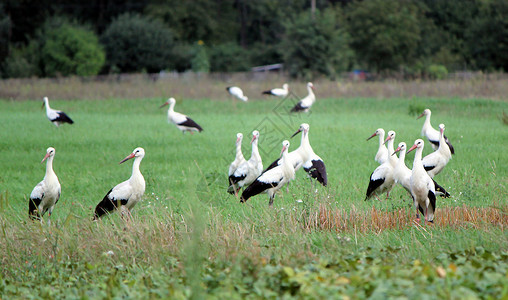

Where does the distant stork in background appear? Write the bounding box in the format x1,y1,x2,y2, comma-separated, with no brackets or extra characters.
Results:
290,82,315,113
228,133,247,185
262,83,289,98
43,97,74,127
228,131,263,195
160,98,203,134
367,128,388,165
94,147,146,220
226,86,248,102
241,140,295,206
29,147,61,225
417,109,454,154
264,123,327,187
407,139,437,223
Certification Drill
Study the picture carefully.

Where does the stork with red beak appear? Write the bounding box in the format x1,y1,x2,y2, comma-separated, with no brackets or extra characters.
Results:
422,124,452,178
417,109,454,154
290,82,315,113
228,133,247,185
94,147,146,219
367,128,388,165
29,147,61,224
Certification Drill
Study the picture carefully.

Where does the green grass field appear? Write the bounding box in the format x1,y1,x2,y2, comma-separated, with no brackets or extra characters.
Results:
0,93,507,298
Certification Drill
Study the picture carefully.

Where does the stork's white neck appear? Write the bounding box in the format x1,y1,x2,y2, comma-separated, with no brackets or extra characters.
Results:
250,139,261,163
44,98,52,113
130,156,144,181
378,132,385,148
281,148,295,180
387,138,397,165
168,101,176,113
412,147,424,171
235,140,244,160
297,130,313,158
44,155,55,180
307,85,315,98
396,149,406,167
422,113,432,135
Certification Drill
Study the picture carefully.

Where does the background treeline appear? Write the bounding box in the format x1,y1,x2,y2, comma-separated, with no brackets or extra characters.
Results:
0,0,507,80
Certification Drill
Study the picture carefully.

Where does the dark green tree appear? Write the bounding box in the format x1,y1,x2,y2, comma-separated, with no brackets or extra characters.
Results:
100,13,174,73
347,0,421,72
281,8,352,79
41,21,105,76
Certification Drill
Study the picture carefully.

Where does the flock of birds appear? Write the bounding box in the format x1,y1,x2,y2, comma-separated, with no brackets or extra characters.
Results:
30,85,452,225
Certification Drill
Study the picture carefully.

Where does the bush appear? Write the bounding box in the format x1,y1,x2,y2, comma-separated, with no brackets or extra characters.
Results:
209,42,251,72
101,13,174,73
426,64,448,80
2,44,39,78
41,21,105,77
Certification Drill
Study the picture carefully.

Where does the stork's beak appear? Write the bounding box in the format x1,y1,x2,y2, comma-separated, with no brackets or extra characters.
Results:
291,129,302,138
407,144,418,154
41,153,50,163
250,135,256,144
366,132,376,141
119,153,135,164
383,136,391,145
417,112,425,119
42,101,45,109
236,137,241,143
159,101,169,108
280,145,287,156
392,147,401,156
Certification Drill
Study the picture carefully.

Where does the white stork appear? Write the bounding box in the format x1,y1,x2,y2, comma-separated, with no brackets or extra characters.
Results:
241,140,295,206
228,133,247,185
29,147,61,224
394,142,450,199
417,109,454,154
160,98,203,134
383,130,398,168
262,83,289,98
226,86,248,102
366,128,388,165
94,147,146,220
290,82,315,113
264,123,327,186
407,139,437,223
42,97,74,126
365,156,395,201
421,124,452,178
228,131,263,195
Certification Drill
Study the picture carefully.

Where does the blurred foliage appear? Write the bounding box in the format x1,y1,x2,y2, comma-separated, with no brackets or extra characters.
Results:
427,64,448,80
0,0,507,78
100,13,174,73
282,8,353,79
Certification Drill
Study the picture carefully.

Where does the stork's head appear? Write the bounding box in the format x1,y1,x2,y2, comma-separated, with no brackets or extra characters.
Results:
42,97,49,108
41,147,56,163
417,108,431,119
407,139,424,154
120,147,145,164
236,133,243,144
307,82,314,90
439,123,445,134
393,142,406,156
251,130,260,144
291,123,309,138
383,130,396,145
159,97,176,108
283,83,289,91
281,140,290,156
367,128,384,141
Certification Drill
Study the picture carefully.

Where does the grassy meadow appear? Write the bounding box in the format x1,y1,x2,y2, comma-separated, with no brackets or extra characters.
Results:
0,78,507,298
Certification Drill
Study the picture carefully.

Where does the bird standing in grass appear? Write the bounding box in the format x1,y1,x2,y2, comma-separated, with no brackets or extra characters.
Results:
29,147,61,224
417,109,454,154
422,124,452,178
407,139,437,223
367,128,388,165
228,131,263,195
290,82,315,113
94,147,146,220
228,133,246,186
160,98,203,134
43,97,74,127
241,140,295,206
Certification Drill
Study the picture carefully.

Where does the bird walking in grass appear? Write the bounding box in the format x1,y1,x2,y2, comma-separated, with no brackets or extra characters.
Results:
226,86,248,102
29,147,61,225
407,139,437,223
160,98,203,134
262,83,289,98
241,140,295,206
417,108,454,154
228,131,263,195
290,82,315,113
94,147,146,220
43,97,74,127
